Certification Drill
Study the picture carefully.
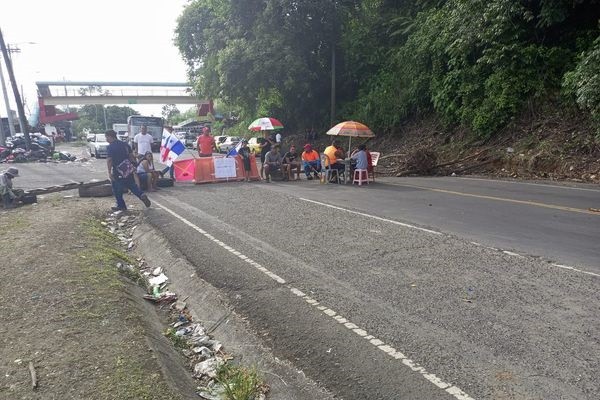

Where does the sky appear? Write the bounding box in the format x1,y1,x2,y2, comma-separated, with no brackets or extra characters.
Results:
0,0,192,120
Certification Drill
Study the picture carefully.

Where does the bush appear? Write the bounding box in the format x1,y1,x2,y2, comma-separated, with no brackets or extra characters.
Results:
563,36,600,133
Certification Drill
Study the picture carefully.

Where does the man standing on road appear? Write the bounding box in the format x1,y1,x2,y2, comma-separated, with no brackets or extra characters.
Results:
197,126,217,157
258,131,274,178
0,167,21,209
106,130,151,211
133,125,154,157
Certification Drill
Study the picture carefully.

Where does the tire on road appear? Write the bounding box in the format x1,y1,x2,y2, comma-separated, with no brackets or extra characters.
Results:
157,178,174,188
78,184,113,198
20,194,38,205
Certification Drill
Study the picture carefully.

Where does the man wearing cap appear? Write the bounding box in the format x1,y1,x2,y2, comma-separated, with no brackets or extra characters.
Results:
301,144,321,180
197,126,218,157
105,129,151,211
1,167,21,209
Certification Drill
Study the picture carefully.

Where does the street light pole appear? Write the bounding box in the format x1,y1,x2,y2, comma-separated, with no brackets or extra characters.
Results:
0,28,30,149
0,56,16,144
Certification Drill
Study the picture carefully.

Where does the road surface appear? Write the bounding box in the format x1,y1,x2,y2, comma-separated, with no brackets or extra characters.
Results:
7,149,600,399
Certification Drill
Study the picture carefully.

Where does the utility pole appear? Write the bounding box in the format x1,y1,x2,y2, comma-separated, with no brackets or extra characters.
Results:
330,44,336,128
0,28,30,149
0,52,17,140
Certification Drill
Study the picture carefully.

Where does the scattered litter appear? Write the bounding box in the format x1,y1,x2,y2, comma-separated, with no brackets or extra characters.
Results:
28,362,37,389
100,212,267,398
172,300,186,312
14,359,22,365
148,273,168,286
193,358,223,379
589,208,600,213
143,292,177,304
192,346,213,358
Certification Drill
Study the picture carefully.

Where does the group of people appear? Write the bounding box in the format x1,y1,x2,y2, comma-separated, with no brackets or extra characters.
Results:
107,125,175,212
242,129,371,183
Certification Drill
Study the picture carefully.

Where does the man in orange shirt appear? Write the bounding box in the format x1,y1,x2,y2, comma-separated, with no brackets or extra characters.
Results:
324,140,346,175
301,144,321,180
197,127,218,157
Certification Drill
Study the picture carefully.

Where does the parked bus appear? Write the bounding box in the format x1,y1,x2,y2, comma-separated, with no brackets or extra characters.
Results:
127,116,164,151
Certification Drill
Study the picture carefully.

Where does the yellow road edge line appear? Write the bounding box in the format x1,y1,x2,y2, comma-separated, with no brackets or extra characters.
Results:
388,183,599,215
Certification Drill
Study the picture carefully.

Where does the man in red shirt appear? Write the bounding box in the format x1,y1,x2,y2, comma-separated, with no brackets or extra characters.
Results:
196,127,218,157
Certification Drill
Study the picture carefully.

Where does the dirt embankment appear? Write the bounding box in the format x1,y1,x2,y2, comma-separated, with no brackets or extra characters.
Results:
0,197,187,400
369,106,600,183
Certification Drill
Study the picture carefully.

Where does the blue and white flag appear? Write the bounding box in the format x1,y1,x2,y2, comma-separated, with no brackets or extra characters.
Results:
161,134,186,166
226,141,243,157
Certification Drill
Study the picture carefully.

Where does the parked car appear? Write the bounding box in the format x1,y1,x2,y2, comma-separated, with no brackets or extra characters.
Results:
88,134,109,158
219,136,241,154
212,135,227,152
247,137,261,155
174,131,186,141
183,132,197,148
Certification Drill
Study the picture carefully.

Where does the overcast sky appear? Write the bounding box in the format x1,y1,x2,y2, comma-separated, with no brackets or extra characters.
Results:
0,0,191,119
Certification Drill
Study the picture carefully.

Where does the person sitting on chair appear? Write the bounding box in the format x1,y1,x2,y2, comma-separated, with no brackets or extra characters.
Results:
324,140,346,181
282,144,302,181
301,144,321,180
263,145,283,182
351,144,369,172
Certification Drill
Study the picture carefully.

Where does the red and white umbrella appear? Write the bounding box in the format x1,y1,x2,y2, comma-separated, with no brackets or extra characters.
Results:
326,121,375,153
248,117,284,131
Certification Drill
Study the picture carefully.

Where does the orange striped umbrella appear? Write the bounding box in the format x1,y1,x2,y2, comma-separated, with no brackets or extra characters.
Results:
326,121,374,153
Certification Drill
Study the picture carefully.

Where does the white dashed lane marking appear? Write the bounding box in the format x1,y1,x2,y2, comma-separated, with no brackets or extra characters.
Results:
299,197,442,235
153,200,475,400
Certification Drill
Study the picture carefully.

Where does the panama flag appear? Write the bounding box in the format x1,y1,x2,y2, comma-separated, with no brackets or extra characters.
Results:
226,140,243,157
160,134,186,166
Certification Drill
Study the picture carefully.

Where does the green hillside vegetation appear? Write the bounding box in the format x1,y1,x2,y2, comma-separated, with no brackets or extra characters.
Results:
175,0,600,140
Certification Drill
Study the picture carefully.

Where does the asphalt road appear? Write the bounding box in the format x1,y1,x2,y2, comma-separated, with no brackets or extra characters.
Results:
6,148,600,399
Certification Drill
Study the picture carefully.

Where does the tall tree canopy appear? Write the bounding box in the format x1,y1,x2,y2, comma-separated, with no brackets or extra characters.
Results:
176,0,600,136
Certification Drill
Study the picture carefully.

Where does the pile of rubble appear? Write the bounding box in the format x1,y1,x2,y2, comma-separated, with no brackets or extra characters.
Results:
102,211,267,400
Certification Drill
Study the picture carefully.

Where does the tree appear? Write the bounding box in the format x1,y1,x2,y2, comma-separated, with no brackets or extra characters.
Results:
71,105,139,136
161,104,181,123
175,0,600,136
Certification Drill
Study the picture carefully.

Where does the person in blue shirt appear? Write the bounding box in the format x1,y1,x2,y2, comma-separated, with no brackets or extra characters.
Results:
105,130,151,211
350,144,369,171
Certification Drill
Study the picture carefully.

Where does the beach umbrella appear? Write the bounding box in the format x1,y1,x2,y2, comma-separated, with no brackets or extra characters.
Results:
248,117,284,131
325,121,375,153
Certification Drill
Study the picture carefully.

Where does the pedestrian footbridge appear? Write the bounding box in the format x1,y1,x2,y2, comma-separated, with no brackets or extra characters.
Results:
35,81,212,124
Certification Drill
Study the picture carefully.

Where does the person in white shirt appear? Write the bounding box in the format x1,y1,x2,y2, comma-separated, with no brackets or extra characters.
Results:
275,132,282,143
133,125,154,156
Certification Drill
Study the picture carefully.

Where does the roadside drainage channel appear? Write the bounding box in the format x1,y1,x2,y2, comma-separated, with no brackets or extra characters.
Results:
112,213,335,400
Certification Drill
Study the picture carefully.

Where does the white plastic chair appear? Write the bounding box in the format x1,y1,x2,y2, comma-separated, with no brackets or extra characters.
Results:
320,154,342,184
369,151,380,182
